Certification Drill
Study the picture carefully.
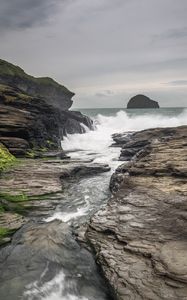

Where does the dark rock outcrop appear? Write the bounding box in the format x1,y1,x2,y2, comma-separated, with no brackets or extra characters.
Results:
113,126,183,161
0,59,74,110
0,61,94,156
86,125,187,300
127,94,159,108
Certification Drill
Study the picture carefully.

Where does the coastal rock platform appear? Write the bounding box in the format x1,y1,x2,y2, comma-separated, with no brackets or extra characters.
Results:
0,157,110,245
86,125,187,300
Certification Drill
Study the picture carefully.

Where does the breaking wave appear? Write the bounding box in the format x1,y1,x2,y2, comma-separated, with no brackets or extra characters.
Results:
62,108,187,162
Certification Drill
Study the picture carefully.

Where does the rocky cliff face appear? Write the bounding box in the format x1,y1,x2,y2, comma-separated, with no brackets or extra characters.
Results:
0,84,93,156
0,60,93,157
86,126,187,300
127,94,159,108
0,59,74,110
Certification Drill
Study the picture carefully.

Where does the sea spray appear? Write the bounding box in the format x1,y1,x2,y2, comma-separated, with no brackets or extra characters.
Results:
62,108,187,162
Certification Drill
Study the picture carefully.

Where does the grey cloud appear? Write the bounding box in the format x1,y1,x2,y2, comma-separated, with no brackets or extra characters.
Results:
0,0,187,107
153,27,187,42
165,80,187,86
95,90,114,97
0,0,61,31
95,93,108,98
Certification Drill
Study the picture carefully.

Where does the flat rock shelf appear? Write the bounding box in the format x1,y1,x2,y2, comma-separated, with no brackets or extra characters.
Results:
86,125,187,300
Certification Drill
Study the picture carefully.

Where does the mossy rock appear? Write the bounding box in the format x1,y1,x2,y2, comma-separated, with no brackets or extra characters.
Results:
0,59,72,94
0,227,14,238
0,143,16,173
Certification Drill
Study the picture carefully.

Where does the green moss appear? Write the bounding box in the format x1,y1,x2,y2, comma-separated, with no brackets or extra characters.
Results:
0,193,29,215
0,205,5,213
46,140,55,146
0,84,11,92
26,150,36,158
0,227,11,237
40,147,48,152
0,143,16,173
0,193,29,203
17,92,31,100
0,227,16,244
0,60,25,77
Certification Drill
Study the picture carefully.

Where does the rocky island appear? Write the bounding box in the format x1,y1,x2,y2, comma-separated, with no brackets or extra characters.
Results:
127,94,160,108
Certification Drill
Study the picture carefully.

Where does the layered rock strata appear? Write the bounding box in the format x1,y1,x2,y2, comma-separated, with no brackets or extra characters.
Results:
86,125,187,300
0,59,74,110
0,65,93,156
0,158,110,245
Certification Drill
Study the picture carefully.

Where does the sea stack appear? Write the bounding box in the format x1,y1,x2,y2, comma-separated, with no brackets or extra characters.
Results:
127,94,159,108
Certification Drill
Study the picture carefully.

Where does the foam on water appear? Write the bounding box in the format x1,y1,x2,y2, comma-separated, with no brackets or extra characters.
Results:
62,109,187,163
23,270,88,300
45,196,90,223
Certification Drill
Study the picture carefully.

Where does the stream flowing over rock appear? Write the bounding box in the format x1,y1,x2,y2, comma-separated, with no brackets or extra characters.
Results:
0,156,112,299
86,125,187,300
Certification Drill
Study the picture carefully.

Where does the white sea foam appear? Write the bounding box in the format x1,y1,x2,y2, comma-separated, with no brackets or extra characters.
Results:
46,109,187,224
45,205,89,223
61,109,187,163
45,195,90,223
23,271,88,300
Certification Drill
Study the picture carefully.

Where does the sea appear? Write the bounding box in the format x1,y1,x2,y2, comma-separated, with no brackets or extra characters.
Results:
62,107,187,165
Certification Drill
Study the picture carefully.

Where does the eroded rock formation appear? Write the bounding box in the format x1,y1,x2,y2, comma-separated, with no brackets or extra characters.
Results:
86,125,187,300
0,59,74,110
0,60,93,156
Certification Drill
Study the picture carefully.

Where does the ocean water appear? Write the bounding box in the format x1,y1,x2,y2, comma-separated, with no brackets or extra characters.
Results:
63,107,187,164
74,107,186,118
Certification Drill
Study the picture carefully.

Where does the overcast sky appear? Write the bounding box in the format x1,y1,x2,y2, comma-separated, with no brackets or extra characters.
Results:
0,0,187,107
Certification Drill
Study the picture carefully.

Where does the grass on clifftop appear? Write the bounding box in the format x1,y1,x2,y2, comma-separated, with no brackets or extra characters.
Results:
0,59,72,94
0,143,16,173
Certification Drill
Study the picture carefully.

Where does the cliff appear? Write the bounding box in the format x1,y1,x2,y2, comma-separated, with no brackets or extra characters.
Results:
127,94,159,108
0,59,74,110
0,60,93,157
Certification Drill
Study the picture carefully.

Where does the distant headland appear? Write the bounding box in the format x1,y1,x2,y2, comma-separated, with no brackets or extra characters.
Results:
127,94,160,109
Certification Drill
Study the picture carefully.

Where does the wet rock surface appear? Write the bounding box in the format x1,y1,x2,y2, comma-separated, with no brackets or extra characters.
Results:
86,125,187,300
0,220,110,300
0,156,112,299
0,157,110,244
0,158,110,196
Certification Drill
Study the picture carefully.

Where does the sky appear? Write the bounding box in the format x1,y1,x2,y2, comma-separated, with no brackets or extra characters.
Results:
0,0,187,108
